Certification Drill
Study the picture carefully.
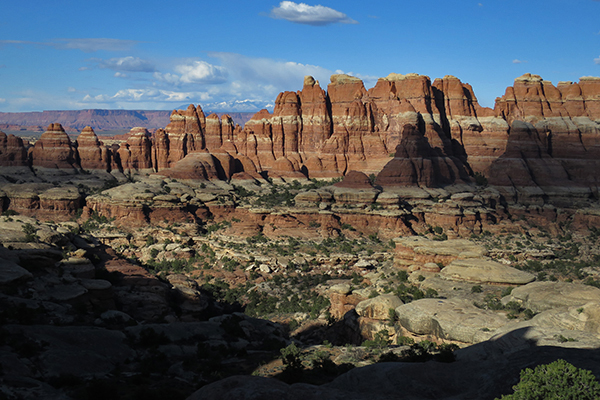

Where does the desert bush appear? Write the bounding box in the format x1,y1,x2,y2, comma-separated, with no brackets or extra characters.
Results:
471,285,483,293
22,223,38,242
396,336,415,346
280,343,303,372
497,359,600,400
362,329,391,349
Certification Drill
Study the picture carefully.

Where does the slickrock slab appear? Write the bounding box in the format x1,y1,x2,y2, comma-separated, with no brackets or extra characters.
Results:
502,281,600,313
4,325,134,378
60,257,95,279
526,302,600,336
440,259,535,285
0,259,32,284
46,283,88,302
188,375,367,400
396,237,487,258
396,298,508,344
355,294,403,320
488,316,600,350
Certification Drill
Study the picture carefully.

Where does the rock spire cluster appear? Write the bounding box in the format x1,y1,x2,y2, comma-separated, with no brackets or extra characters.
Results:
2,72,599,203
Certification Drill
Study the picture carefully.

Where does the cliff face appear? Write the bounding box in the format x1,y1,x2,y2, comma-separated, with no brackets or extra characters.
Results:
30,123,80,171
2,72,600,204
490,74,600,201
0,131,28,167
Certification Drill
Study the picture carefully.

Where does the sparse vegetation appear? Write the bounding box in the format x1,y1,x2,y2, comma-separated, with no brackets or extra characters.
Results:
497,359,600,400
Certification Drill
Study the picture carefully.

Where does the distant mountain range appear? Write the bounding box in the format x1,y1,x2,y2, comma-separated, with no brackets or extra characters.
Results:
0,109,257,132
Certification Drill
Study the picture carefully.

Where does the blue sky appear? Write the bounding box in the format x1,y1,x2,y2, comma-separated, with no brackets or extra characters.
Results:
1,0,599,112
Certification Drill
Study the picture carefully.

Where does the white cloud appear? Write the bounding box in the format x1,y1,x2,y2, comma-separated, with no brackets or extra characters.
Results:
67,87,76,93
270,1,358,26
174,61,228,84
153,60,228,85
512,59,527,64
201,99,275,112
82,88,211,105
89,56,156,73
153,72,181,85
595,56,600,64
76,53,382,112
0,98,6,103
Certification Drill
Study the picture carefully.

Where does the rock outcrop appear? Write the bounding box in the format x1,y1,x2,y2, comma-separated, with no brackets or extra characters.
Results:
3,72,600,206
30,123,80,171
76,126,110,171
0,131,28,167
439,259,535,285
118,127,154,174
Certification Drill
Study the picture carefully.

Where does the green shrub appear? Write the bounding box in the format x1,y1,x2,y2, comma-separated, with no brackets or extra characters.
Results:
396,336,415,346
497,359,600,400
474,172,488,187
362,329,391,349
22,223,38,242
471,285,483,294
280,343,303,371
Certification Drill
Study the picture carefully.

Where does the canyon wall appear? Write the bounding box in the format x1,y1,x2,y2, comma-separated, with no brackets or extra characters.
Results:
1,73,599,204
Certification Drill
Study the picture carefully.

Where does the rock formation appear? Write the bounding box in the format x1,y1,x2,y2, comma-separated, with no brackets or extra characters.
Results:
118,127,154,174
75,126,110,171
2,72,600,205
30,123,80,171
0,130,28,167
375,124,470,188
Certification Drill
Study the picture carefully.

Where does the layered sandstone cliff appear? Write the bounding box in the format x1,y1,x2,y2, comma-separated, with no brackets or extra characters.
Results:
2,73,600,204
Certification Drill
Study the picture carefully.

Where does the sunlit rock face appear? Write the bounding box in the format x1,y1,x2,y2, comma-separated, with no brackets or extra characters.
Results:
5,73,600,204
76,126,110,171
30,123,80,171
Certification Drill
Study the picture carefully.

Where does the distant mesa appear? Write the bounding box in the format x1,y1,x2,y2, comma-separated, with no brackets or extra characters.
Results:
1,71,600,204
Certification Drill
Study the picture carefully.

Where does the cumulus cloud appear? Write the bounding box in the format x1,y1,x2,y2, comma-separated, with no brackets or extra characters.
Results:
595,56,600,64
77,53,338,111
174,61,228,84
270,1,358,26
0,38,138,52
153,60,228,85
84,53,384,111
90,56,156,73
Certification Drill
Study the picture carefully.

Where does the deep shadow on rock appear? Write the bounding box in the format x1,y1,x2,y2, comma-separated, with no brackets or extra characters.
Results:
188,326,600,400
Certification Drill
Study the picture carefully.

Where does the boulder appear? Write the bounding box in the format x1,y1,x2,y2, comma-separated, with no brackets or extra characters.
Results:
355,294,403,320
502,281,600,313
396,298,509,343
440,259,535,285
